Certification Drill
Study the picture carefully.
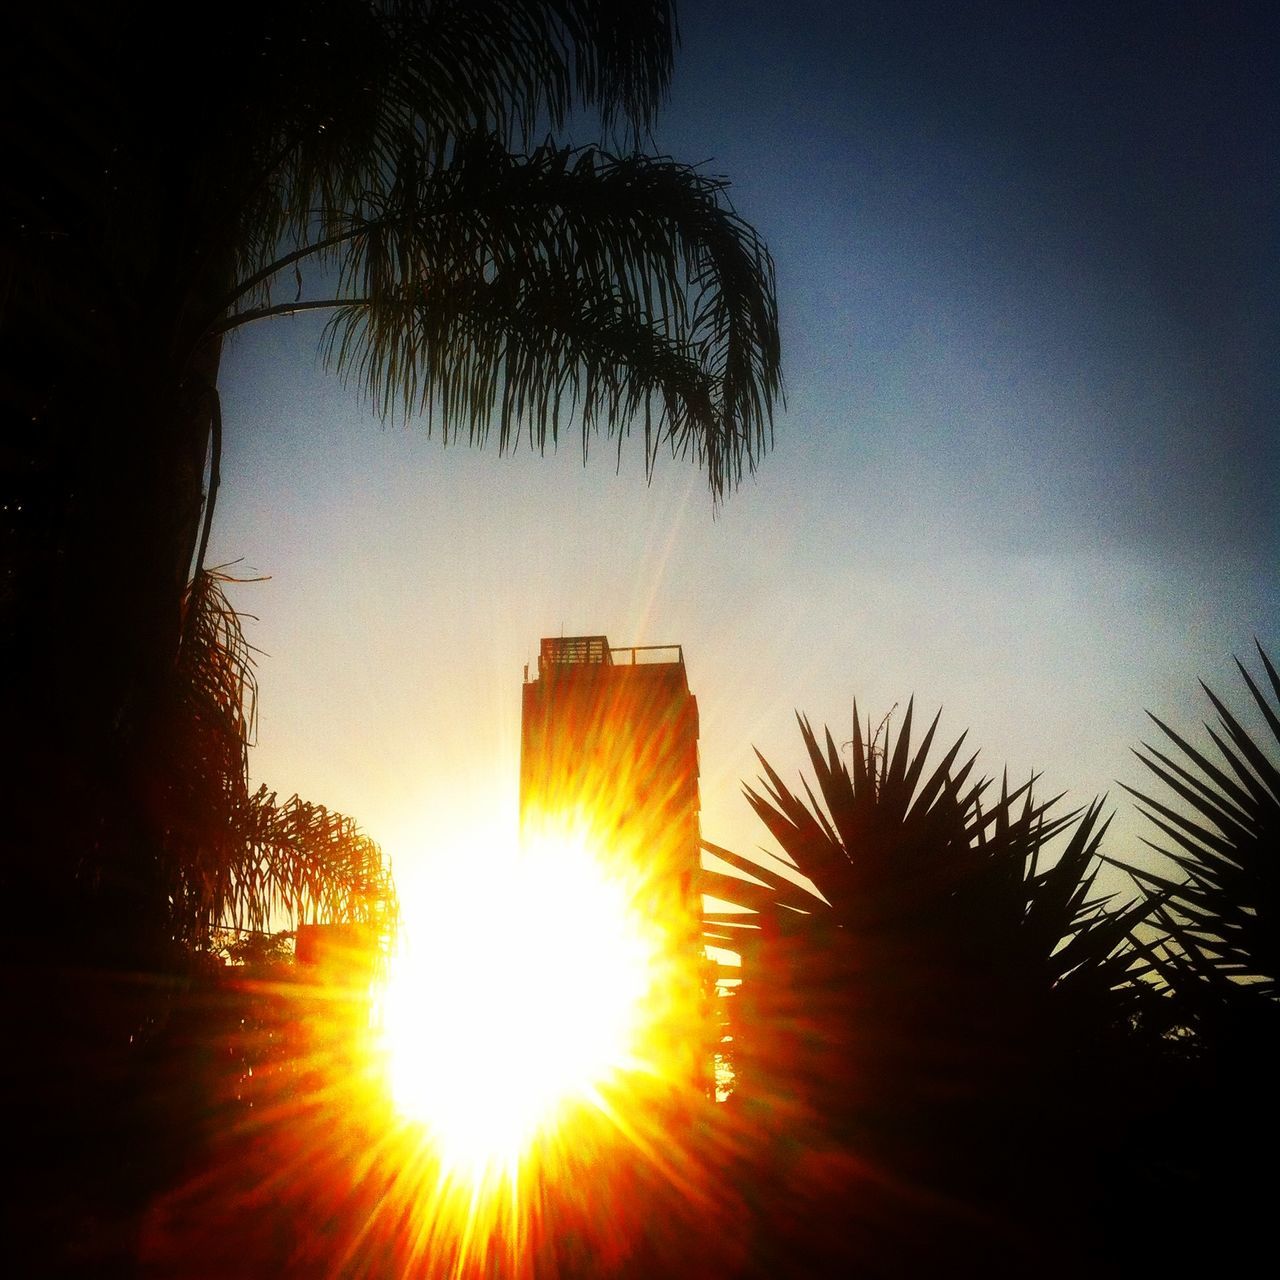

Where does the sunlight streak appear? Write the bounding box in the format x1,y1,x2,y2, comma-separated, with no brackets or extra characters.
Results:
377,820,672,1188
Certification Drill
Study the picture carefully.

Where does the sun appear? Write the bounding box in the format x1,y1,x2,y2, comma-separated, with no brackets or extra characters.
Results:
377,820,668,1185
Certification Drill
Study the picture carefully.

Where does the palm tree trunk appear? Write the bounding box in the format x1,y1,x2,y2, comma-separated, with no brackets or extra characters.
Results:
2,297,224,974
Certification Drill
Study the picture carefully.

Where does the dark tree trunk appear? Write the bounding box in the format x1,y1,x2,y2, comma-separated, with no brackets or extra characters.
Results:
1,330,220,970
2,15,233,1251
2,6,232,971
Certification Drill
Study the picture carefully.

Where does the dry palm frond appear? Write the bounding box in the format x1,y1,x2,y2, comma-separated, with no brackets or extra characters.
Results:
158,567,259,942
230,786,399,944
160,569,397,948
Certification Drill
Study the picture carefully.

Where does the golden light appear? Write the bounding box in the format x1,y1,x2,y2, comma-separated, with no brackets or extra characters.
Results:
377,818,673,1188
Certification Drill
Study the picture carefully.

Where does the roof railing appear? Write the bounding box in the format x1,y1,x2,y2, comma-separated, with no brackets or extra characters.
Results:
531,636,685,679
609,644,684,667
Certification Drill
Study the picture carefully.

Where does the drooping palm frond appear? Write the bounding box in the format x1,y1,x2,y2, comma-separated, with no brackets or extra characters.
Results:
10,5,730,976
5,5,779,956
220,0,683,282
158,567,260,943
1120,642,1279,1003
168,3,775,502
7,5,776,641
160,569,397,946
219,133,780,499
231,787,399,942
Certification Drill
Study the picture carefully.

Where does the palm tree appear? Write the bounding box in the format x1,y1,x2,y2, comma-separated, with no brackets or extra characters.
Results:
2,1,782,966
701,703,1149,1273
1122,642,1279,1009
1113,645,1279,1270
162,567,399,948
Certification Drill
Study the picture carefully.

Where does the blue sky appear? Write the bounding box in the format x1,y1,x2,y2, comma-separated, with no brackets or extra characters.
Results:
211,1,1276,909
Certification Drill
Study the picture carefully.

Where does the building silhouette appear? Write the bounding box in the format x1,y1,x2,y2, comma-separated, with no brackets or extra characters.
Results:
519,634,702,940
519,635,717,1093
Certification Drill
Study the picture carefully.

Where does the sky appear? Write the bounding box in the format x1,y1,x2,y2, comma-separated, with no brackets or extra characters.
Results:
210,0,1277,913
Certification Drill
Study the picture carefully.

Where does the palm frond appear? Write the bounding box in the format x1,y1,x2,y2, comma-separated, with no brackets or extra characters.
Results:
195,2,680,287
160,569,397,946
222,138,779,499
230,787,400,944
1120,641,1280,1000
703,699,1153,1246
158,568,260,942
705,702,1142,1000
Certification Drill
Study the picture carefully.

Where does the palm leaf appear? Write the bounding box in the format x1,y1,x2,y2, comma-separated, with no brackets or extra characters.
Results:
715,701,1143,995
707,699,1150,1171
220,138,780,499
1119,642,1280,999
232,787,399,943
158,569,398,947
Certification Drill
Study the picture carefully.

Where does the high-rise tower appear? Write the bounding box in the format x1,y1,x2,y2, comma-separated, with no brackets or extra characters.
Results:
519,635,701,933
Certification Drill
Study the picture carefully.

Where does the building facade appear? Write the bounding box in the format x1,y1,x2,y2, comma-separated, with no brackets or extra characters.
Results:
519,635,702,938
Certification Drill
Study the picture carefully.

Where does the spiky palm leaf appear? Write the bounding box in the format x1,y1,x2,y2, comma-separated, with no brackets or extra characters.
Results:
1102,649,1280,1277
701,700,1150,1258
1121,642,1279,1004
704,701,1143,1001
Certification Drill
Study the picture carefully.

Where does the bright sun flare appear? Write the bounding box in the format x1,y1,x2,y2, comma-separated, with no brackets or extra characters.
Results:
378,824,664,1181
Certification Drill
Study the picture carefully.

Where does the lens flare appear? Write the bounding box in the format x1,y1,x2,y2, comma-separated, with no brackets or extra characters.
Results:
377,821,669,1186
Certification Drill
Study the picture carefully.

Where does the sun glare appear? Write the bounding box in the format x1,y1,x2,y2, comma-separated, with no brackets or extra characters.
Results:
377,822,668,1185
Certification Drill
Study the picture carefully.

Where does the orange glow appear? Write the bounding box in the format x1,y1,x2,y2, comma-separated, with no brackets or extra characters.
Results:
139,814,723,1279
377,817,684,1192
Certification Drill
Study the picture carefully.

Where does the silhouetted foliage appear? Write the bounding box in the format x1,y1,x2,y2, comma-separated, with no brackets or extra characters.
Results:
1121,641,1279,1009
702,702,1153,1274
2,0,780,979
1108,645,1280,1272
157,567,399,945
3,7,780,1267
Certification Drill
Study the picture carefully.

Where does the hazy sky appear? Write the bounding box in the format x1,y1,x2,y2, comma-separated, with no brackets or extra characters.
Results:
211,1,1277,911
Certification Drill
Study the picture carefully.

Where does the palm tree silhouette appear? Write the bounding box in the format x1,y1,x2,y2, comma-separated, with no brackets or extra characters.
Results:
702,703,1150,1273
3,1,782,965
1113,646,1280,1272
161,567,398,947
1122,642,1279,1008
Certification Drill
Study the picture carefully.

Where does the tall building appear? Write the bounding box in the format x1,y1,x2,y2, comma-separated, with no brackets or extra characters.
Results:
519,635,701,934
